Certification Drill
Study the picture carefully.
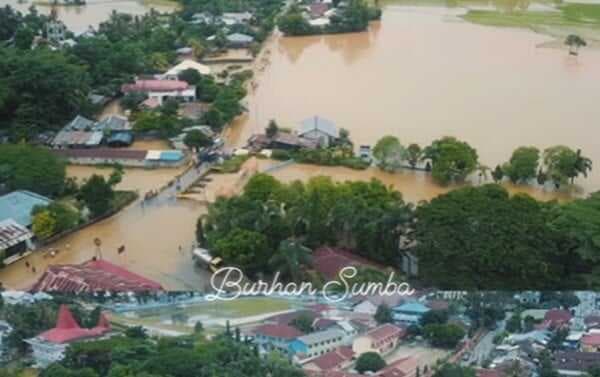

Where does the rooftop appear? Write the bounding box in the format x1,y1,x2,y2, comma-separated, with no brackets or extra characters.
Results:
53,148,148,161
311,246,384,280
34,304,111,344
0,190,52,227
297,329,345,345
165,59,211,76
30,258,164,293
298,116,339,138
309,346,354,370
362,324,406,343
0,218,33,251
393,302,431,314
253,323,303,339
122,79,190,93
227,33,254,43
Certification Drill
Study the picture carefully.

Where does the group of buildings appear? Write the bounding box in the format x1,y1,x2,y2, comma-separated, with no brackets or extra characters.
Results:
189,11,256,48
0,190,52,265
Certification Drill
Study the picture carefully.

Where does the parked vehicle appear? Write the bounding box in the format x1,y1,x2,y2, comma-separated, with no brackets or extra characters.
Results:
192,248,223,273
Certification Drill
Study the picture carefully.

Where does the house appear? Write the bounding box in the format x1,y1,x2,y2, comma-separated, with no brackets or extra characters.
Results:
164,59,211,80
392,302,431,325
25,305,112,368
515,291,541,305
106,132,134,148
253,324,303,354
0,320,13,361
121,79,196,105
52,115,132,149
352,324,405,356
226,33,255,48
248,133,318,152
53,149,186,168
0,218,35,265
352,299,378,315
378,356,420,377
543,309,573,329
289,329,346,359
0,190,52,228
581,333,600,352
552,351,600,376
297,116,339,147
221,12,253,25
302,346,354,372
30,258,164,293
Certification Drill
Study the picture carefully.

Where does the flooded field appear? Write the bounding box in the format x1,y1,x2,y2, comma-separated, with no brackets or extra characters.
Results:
227,4,600,195
0,0,178,33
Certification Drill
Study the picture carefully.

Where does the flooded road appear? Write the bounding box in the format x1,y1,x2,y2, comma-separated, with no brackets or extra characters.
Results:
1,164,211,291
0,0,178,33
227,4,600,195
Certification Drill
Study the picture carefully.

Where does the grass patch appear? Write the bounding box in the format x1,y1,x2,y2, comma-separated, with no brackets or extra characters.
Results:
111,190,139,211
211,155,250,174
461,4,600,31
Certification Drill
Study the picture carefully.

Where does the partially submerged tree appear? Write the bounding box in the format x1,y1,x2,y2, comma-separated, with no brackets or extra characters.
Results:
565,34,587,56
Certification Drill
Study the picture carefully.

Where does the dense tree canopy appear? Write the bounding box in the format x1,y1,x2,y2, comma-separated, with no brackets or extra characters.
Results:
355,352,386,374
373,135,405,172
504,146,540,184
0,144,66,196
413,184,568,289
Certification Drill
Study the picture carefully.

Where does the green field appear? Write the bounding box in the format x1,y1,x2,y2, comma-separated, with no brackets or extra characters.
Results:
462,3,600,32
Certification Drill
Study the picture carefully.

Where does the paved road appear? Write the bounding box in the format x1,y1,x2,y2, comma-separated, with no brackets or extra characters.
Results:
465,319,506,366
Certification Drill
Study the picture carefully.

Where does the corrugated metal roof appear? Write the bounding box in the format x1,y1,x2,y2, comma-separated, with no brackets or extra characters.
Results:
298,116,339,138
296,329,344,345
0,218,33,250
159,150,184,162
0,191,52,227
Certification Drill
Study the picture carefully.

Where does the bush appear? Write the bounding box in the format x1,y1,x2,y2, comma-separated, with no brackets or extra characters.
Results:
355,352,386,374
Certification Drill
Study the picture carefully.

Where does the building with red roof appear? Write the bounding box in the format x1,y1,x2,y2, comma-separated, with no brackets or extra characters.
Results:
121,79,196,105
542,309,573,329
26,305,112,367
303,346,354,372
253,323,304,354
311,247,386,280
352,324,406,356
581,333,600,352
31,258,164,293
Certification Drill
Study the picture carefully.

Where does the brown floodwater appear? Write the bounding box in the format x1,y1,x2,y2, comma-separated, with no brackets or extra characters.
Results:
0,0,177,33
227,4,600,195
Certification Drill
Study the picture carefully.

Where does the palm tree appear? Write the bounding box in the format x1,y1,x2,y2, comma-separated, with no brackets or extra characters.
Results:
565,34,587,56
573,148,592,183
476,164,490,184
269,239,312,282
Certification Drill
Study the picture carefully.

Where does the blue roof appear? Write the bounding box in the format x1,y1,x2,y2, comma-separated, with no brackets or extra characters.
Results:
160,150,184,162
0,190,52,227
393,302,431,314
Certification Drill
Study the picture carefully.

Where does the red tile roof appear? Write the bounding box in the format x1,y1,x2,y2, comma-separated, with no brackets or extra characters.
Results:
582,333,600,347
253,324,303,339
309,346,354,371
122,79,189,93
312,247,384,280
38,305,111,344
31,258,164,293
364,324,405,343
378,357,418,377
544,309,572,327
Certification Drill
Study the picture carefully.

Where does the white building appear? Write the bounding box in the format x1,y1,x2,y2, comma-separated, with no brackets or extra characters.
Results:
163,60,211,80
121,79,196,105
352,299,378,315
352,324,405,356
26,305,111,368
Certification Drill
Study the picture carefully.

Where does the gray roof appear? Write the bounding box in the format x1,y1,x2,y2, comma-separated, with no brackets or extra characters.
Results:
298,116,339,138
296,329,345,346
96,115,130,131
66,115,95,131
227,33,254,43
0,190,52,227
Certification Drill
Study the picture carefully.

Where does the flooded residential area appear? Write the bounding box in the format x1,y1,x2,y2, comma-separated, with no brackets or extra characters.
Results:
1,0,600,291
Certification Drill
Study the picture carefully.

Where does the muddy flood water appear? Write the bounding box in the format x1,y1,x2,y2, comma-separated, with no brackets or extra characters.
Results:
0,0,177,33
226,4,600,195
2,3,599,289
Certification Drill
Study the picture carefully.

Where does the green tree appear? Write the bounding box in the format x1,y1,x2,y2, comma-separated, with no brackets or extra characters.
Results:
32,210,57,239
504,146,540,184
414,184,564,289
374,304,394,324
492,165,504,183
423,323,465,349
543,145,590,187
214,228,270,277
277,7,314,36
420,310,449,327
506,312,522,333
125,326,148,339
290,313,313,333
0,144,66,196
355,352,386,374
406,143,422,169
373,135,405,172
79,174,115,217
266,119,279,138
565,34,587,55
432,363,476,377
184,130,213,151
423,137,478,185
269,239,312,282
